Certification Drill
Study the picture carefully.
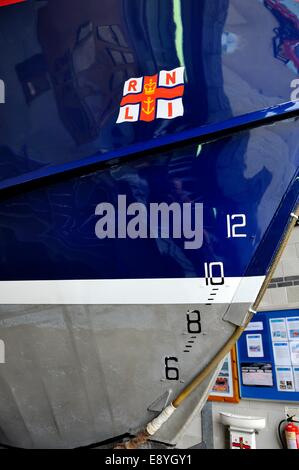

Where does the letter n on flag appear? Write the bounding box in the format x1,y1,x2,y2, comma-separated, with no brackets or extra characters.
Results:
116,67,185,124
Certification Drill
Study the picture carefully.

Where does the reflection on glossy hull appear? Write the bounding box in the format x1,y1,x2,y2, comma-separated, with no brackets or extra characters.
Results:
0,0,299,448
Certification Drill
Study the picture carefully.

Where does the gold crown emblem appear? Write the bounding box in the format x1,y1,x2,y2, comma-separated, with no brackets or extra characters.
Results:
144,79,156,95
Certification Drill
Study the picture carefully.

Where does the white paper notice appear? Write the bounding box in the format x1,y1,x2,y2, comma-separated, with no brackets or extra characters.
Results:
286,317,299,340
275,367,295,392
269,318,287,341
246,334,264,358
293,368,299,392
245,322,263,332
290,341,299,366
273,342,291,366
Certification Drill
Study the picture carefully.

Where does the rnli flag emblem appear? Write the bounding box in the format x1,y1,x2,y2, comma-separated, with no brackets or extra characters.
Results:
116,67,185,124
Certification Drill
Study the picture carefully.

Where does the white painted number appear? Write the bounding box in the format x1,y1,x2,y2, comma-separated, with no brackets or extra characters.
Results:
227,214,247,238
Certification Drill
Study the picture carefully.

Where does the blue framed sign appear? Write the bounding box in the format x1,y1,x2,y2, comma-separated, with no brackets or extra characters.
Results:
237,309,299,401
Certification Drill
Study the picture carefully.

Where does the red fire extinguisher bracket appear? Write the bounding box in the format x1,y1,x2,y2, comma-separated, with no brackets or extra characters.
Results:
285,418,299,449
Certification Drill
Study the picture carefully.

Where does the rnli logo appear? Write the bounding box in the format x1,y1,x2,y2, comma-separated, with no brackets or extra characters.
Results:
116,66,185,124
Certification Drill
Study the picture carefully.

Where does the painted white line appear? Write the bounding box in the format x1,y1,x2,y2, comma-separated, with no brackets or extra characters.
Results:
0,276,265,304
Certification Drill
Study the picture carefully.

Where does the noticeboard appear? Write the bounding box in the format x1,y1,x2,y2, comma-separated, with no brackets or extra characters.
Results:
237,309,299,401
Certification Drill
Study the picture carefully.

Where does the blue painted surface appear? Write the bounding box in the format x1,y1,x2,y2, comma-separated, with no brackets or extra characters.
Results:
0,100,298,192
237,309,299,401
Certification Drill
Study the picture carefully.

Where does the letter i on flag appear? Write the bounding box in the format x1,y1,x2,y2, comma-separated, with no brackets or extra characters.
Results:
116,67,185,123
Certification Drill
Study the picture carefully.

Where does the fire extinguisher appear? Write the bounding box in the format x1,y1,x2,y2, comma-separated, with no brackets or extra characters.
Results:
278,415,299,449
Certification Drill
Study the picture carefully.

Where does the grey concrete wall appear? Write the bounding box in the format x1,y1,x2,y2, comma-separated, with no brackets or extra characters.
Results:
212,225,299,449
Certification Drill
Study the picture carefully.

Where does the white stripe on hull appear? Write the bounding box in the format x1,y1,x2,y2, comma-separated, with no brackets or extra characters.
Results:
0,276,265,304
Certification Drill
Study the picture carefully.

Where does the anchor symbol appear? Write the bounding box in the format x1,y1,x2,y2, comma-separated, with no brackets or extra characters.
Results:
142,97,155,115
